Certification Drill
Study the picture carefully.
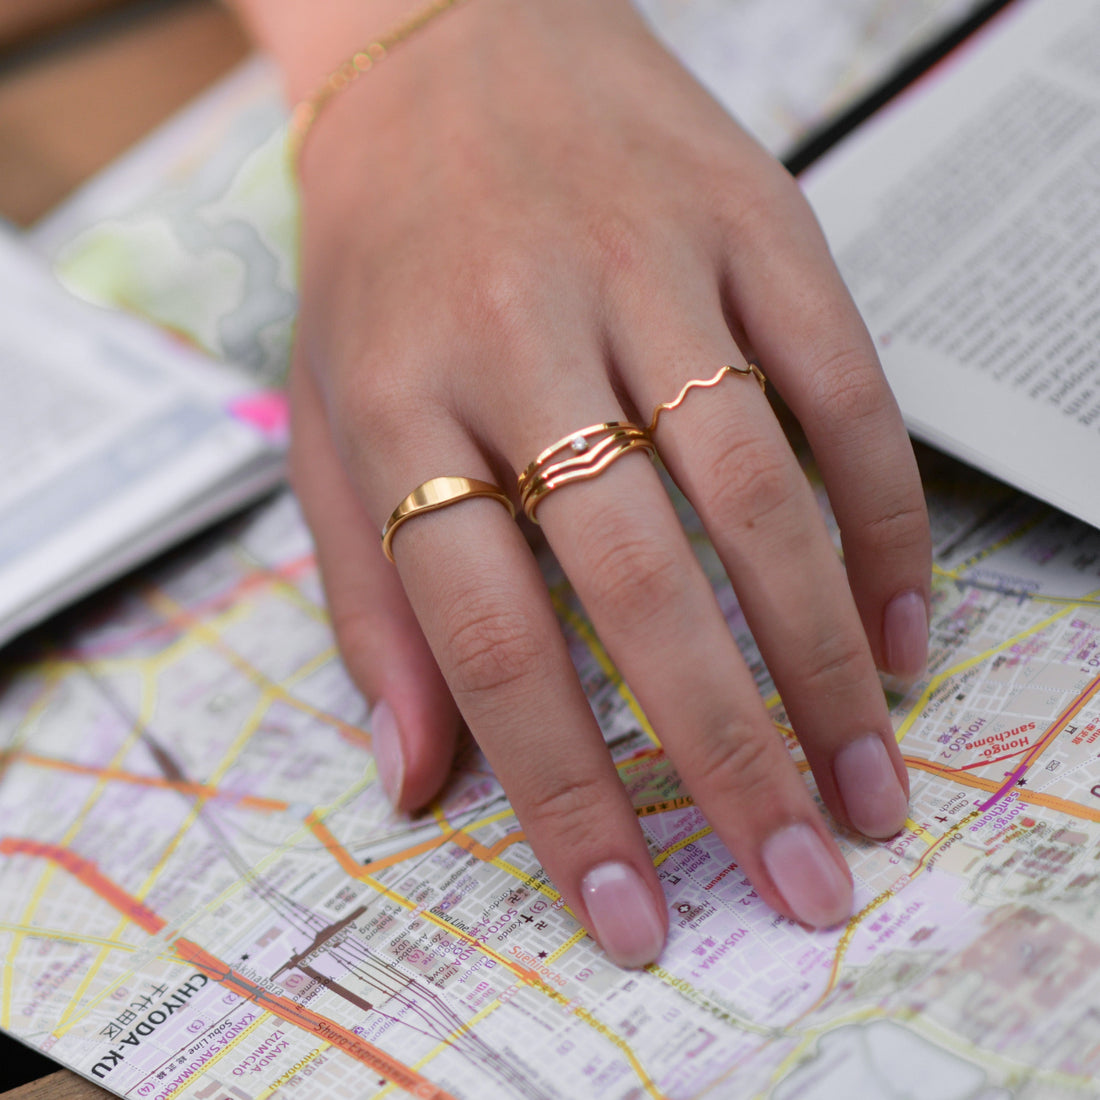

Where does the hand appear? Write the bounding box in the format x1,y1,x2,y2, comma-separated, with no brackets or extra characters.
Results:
278,0,930,967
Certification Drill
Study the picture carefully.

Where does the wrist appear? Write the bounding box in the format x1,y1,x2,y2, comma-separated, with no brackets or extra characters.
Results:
230,0,430,101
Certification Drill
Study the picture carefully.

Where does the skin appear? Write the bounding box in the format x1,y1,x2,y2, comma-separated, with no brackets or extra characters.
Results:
233,0,932,966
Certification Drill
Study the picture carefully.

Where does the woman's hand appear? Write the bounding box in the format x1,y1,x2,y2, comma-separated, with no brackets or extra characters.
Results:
249,0,931,967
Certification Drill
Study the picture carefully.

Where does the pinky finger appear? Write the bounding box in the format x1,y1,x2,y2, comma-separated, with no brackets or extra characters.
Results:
288,357,462,811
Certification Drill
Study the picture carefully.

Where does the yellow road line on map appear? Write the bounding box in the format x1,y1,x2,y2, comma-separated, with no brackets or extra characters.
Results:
936,511,1044,579
550,592,657,747
52,777,374,1027
0,667,62,774
748,1004,887,1100
6,660,163,1031
895,603,1075,742
465,806,516,830
0,670,65,1026
283,645,339,687
227,546,328,625
548,928,587,964
793,807,984,1034
573,1004,667,1100
55,660,176,1031
906,818,937,844
143,589,369,745
0,923,139,952
337,873,662,1098
45,605,248,676
652,827,712,869
158,1010,271,1096
56,941,120,1033
57,680,276,1035
374,999,506,1100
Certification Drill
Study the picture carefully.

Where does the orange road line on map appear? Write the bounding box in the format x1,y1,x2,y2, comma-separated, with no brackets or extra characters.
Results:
1018,673,1100,771
306,813,499,876
484,831,527,858
0,839,166,935
55,555,318,663
143,592,370,750
11,754,289,813
904,757,1100,823
0,838,453,1099
174,940,455,1100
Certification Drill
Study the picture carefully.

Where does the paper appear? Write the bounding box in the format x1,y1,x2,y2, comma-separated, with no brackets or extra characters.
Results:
804,0,1100,530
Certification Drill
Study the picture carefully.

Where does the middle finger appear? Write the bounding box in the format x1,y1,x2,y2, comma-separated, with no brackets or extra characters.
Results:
491,389,855,930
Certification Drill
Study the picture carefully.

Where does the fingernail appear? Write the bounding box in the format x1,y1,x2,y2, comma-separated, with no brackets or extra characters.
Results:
581,862,665,969
883,590,928,678
371,700,405,808
834,734,909,838
761,824,852,929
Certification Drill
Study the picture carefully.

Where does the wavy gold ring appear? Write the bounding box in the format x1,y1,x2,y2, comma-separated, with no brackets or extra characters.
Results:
646,363,766,435
519,423,654,522
381,476,515,562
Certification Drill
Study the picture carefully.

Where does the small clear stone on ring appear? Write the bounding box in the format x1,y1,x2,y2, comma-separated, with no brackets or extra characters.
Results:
570,434,589,454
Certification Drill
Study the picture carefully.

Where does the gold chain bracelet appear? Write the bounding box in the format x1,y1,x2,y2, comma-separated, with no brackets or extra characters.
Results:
287,0,470,165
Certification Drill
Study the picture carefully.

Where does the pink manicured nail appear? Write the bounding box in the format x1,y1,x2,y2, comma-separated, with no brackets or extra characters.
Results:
761,824,852,929
371,700,405,808
883,590,928,678
581,862,665,969
835,734,909,838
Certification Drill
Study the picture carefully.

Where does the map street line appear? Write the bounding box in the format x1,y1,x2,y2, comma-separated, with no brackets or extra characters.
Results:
977,671,1100,812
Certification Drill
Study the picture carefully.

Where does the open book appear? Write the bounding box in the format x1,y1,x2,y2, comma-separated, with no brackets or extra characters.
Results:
803,0,1100,530
0,228,285,648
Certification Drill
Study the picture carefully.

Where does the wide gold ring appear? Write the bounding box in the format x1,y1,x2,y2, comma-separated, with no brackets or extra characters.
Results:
646,363,766,435
381,476,515,562
518,422,655,523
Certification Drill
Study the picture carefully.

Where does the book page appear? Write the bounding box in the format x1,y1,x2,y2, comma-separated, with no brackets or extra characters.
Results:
0,230,284,646
803,0,1100,529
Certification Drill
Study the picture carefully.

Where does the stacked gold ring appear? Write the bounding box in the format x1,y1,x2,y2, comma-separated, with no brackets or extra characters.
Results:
518,422,655,522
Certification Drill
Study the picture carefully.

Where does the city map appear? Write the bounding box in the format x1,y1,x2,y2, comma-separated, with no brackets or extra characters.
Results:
2,459,1100,1099
5,0,1100,1097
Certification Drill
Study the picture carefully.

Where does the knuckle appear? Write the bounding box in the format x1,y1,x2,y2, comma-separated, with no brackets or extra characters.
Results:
521,770,611,849
332,370,421,456
702,431,798,532
576,524,685,634
800,630,871,696
689,727,778,807
808,353,886,429
463,249,546,348
587,211,648,282
722,171,808,255
442,594,545,705
860,496,930,557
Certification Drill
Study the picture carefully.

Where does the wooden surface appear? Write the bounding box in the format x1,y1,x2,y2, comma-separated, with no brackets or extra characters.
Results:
0,0,132,51
0,2,249,1094
4,1072,109,1100
0,0,250,225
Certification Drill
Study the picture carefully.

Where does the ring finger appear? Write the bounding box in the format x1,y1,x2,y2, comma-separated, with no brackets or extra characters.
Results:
611,275,910,841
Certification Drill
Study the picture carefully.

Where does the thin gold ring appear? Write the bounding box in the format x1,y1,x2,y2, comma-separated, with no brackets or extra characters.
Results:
519,426,655,522
381,476,515,562
646,363,766,435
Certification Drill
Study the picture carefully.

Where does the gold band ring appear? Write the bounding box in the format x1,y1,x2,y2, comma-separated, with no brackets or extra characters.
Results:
381,476,515,562
646,363,766,435
518,422,655,522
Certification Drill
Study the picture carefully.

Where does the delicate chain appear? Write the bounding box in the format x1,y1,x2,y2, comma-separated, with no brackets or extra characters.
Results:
287,0,470,165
